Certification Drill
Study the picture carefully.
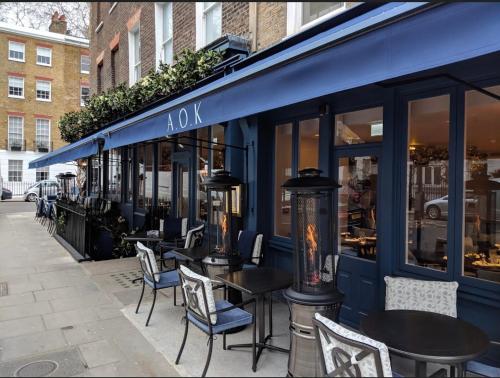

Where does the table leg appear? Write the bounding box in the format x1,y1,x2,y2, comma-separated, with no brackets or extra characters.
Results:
415,361,427,377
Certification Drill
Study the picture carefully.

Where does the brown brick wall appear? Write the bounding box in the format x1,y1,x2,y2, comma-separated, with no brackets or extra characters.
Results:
254,2,287,51
173,2,196,56
0,31,89,151
222,2,250,40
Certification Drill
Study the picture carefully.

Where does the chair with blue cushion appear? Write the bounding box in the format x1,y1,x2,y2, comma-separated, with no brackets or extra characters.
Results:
465,341,500,377
161,223,205,268
237,230,264,270
176,265,256,377
135,242,180,327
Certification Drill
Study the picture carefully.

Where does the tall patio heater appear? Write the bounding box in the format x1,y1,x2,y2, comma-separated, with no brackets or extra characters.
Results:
202,171,243,302
282,168,344,377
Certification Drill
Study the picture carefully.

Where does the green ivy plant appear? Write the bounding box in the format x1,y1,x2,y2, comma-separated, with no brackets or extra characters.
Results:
59,49,223,143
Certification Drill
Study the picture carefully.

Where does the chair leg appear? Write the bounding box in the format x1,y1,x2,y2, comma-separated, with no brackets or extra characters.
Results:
202,336,214,378
146,289,157,327
252,314,257,372
176,318,189,365
268,293,273,337
173,285,177,306
223,332,226,350
136,280,145,314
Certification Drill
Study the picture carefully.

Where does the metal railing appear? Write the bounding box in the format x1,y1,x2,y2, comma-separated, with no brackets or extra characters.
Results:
5,138,26,151
33,140,53,153
3,181,37,196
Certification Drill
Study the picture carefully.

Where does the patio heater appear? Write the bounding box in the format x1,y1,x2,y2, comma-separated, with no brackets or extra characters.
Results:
282,168,345,377
202,171,243,302
56,172,77,202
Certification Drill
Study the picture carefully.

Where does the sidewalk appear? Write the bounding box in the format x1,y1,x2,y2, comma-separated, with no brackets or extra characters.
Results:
0,210,178,377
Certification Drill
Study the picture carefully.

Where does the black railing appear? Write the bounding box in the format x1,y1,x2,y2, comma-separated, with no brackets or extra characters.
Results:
33,140,53,153
56,201,89,259
5,138,26,151
4,181,36,196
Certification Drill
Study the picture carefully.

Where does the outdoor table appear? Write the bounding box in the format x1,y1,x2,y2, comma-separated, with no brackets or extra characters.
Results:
216,267,293,365
123,231,164,248
360,310,490,377
168,245,211,274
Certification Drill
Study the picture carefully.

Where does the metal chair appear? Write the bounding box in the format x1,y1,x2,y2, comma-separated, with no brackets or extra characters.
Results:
176,265,256,377
161,223,205,268
135,242,180,327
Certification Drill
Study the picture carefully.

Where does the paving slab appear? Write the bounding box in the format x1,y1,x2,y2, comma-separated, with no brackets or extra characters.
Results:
0,329,68,362
0,300,53,322
0,316,46,339
78,340,123,369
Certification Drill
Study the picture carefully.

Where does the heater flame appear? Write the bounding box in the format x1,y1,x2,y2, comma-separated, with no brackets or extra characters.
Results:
306,223,321,285
220,213,228,254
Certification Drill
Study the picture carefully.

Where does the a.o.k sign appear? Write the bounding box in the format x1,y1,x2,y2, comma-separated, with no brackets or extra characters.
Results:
165,101,203,135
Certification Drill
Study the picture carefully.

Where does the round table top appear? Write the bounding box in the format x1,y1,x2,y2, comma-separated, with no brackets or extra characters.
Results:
360,310,490,364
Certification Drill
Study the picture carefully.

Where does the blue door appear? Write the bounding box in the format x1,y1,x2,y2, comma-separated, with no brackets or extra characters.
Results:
334,146,382,327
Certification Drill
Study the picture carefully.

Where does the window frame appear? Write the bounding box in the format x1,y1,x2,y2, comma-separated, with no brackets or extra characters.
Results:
8,115,24,151
80,86,90,106
35,118,51,152
8,76,24,99
8,160,23,182
80,55,90,74
286,2,349,36
36,47,52,67
128,25,141,85
195,2,222,49
36,167,49,182
8,41,25,62
35,80,52,102
155,2,174,69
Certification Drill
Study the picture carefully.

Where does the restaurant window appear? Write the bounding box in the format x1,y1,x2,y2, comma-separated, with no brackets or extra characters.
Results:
8,160,23,182
8,41,25,62
136,144,153,209
196,2,222,49
298,118,320,170
36,47,52,66
35,118,50,152
274,123,293,238
8,116,23,151
8,76,24,98
335,107,383,146
197,128,210,222
90,156,102,195
158,141,172,218
36,80,51,101
406,94,450,272
127,147,133,202
212,124,225,171
36,167,49,182
463,85,500,284
107,149,121,202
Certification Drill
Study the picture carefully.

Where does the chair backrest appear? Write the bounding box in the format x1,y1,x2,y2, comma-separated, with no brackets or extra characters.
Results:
238,230,264,265
184,224,205,249
181,218,188,237
135,242,160,283
178,265,217,325
163,217,183,241
313,313,393,377
321,254,340,284
384,276,458,317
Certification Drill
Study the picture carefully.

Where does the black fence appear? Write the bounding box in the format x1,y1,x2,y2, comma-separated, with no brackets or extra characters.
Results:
56,201,89,259
3,181,36,196
411,184,448,202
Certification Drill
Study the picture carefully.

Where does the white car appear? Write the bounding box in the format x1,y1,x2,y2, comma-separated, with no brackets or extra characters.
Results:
23,180,60,202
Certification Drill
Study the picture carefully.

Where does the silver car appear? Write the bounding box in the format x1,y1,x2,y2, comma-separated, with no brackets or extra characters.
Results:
23,180,60,202
424,195,478,220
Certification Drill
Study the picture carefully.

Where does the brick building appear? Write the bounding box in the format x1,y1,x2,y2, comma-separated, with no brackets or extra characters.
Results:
89,2,356,93
0,14,89,192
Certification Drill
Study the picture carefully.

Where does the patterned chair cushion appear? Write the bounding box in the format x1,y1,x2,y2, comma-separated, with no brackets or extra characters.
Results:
184,224,205,249
384,276,458,317
180,265,217,325
315,313,393,377
136,242,160,283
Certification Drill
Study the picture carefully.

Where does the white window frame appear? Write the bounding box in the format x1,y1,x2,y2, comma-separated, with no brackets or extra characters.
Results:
8,116,24,151
8,160,23,182
8,41,25,62
35,118,51,151
80,86,90,106
36,167,50,182
8,76,24,99
128,24,141,85
81,55,90,74
195,2,222,50
36,47,52,66
35,80,52,102
155,2,173,69
286,2,348,36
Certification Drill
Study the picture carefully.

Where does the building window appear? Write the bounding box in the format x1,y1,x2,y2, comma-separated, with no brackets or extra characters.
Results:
36,80,51,101
463,84,500,284
8,76,24,98
158,141,172,218
81,86,90,106
155,2,173,67
135,144,153,209
97,63,103,93
81,55,90,74
406,94,450,272
335,107,384,146
36,47,52,66
36,167,49,182
128,26,141,85
35,118,50,152
275,123,293,237
196,2,222,49
287,2,348,35
8,160,23,182
107,149,121,202
8,116,23,151
8,41,25,62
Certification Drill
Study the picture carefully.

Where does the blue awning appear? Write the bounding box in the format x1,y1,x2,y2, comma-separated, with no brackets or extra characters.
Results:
28,134,102,169
102,2,500,150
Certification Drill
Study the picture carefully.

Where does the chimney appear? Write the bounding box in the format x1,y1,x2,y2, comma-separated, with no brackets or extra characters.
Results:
49,12,68,34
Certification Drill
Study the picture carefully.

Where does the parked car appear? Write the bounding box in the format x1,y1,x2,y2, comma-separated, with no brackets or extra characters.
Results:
1,187,12,200
424,195,478,220
23,180,60,202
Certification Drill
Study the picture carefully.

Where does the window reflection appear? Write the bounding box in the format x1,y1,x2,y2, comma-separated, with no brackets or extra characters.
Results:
338,156,378,260
335,107,383,146
197,127,210,222
463,85,500,283
107,149,121,202
275,123,293,237
406,95,450,271
158,141,172,219
299,118,319,170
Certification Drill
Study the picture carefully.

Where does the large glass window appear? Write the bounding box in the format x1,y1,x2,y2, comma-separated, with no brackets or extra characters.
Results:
212,124,225,171
335,107,384,146
136,144,153,209
127,147,133,202
406,94,450,271
8,160,23,182
274,123,293,237
299,118,320,170
35,119,50,152
8,116,23,151
197,128,210,222
463,85,500,283
158,141,172,218
107,149,121,202
90,156,102,195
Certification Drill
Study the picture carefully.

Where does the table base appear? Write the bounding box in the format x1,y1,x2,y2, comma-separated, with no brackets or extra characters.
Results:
227,334,289,364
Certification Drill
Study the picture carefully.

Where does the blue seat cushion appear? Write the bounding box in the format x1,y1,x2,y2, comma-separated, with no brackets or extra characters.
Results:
392,371,404,378
187,300,253,334
242,263,258,270
466,360,500,377
144,270,180,289
162,251,188,261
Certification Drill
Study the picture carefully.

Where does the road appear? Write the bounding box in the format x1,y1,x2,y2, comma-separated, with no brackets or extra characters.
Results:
0,199,35,214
